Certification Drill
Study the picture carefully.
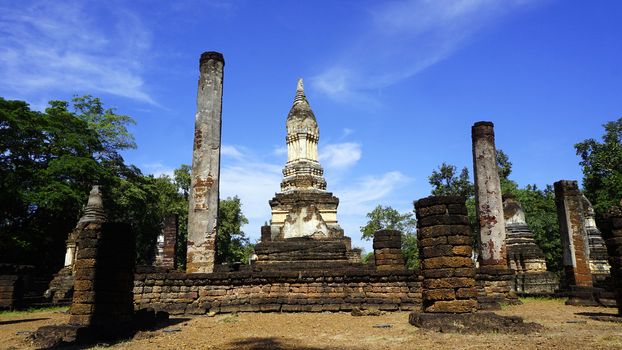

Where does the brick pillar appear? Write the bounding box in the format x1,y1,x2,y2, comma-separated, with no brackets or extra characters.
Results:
415,196,477,313
69,222,135,328
471,121,507,267
554,180,593,287
373,230,404,270
155,215,177,269
603,206,622,315
187,51,225,273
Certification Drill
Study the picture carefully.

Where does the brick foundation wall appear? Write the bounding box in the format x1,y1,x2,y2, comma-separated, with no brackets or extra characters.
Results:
133,268,422,315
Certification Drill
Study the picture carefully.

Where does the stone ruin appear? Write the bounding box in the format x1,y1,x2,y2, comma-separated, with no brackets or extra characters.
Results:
16,49,622,345
154,214,178,269
471,121,518,308
602,204,622,316
503,194,559,294
186,52,225,273
582,195,611,282
46,185,108,305
253,79,362,271
409,196,542,333
32,187,141,347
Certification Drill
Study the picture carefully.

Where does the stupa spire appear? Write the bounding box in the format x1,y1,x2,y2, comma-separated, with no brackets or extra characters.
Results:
77,185,107,226
293,78,307,106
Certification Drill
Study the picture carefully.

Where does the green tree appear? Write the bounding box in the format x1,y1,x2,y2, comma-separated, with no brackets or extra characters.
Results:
575,117,622,216
216,196,252,264
0,98,106,268
428,163,478,244
360,205,418,269
71,95,136,160
0,96,182,270
512,185,562,273
428,163,474,198
427,152,562,273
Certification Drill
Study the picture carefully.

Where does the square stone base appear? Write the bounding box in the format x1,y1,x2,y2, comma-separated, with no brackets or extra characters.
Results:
408,312,543,334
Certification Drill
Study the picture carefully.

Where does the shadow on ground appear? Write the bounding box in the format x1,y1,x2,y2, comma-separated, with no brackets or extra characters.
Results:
575,312,622,323
225,337,351,350
0,317,49,325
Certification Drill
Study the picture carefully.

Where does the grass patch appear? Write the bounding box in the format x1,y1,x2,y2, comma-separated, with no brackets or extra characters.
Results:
0,306,68,318
217,313,240,324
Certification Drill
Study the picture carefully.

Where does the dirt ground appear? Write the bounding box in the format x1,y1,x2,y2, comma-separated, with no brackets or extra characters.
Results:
1,299,621,350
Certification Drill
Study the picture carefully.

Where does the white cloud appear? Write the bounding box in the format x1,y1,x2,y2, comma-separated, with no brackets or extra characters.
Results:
0,1,156,105
337,171,412,216
311,0,541,104
221,144,245,159
319,142,362,170
142,162,175,178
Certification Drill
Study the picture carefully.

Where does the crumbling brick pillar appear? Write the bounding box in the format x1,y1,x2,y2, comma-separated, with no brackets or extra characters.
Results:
69,222,135,328
415,196,477,313
155,214,178,269
373,230,405,270
603,205,622,315
471,121,508,267
187,51,225,273
554,180,593,288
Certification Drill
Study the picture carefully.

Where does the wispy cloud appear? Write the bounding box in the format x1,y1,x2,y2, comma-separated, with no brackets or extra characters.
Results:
142,162,175,178
0,1,155,106
319,142,362,170
311,0,541,104
338,171,412,216
215,143,408,244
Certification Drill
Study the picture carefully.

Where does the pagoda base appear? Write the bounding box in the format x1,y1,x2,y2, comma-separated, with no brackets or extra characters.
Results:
253,235,363,271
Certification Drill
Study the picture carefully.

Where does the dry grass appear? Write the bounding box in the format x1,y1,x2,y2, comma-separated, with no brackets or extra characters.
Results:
1,300,621,349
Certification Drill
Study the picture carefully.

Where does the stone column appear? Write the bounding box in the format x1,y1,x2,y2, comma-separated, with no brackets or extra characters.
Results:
69,222,135,328
553,180,593,288
155,215,178,269
373,230,405,270
187,51,225,273
471,121,507,267
415,196,477,313
603,205,622,315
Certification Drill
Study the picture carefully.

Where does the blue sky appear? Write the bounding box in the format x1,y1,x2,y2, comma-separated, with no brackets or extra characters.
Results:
1,0,621,252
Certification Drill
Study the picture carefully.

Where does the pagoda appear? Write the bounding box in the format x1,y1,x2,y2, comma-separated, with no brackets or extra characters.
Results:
253,79,361,270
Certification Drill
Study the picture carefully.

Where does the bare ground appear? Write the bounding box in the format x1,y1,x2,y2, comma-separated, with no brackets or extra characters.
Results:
1,299,621,350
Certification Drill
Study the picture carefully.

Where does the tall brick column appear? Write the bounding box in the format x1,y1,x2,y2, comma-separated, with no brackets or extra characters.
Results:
187,51,225,273
415,196,477,313
554,180,593,287
155,214,178,269
471,121,507,267
603,205,622,315
69,222,135,328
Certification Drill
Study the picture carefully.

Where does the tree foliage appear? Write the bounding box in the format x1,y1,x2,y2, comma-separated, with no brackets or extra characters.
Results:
575,117,622,216
360,205,418,269
427,150,562,273
216,196,251,264
0,96,180,269
428,163,474,198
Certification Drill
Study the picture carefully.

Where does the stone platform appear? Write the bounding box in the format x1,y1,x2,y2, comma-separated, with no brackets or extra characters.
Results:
408,312,543,334
253,237,362,271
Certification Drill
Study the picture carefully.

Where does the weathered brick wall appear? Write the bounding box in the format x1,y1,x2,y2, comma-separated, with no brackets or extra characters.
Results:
70,222,135,327
0,275,19,310
554,180,593,287
415,196,478,314
373,230,405,270
603,206,622,315
133,268,422,315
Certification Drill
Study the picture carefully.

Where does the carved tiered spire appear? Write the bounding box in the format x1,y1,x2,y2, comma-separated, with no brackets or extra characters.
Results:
281,78,326,192
77,185,107,226
293,78,306,105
